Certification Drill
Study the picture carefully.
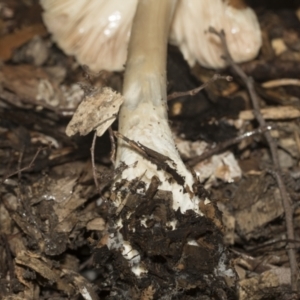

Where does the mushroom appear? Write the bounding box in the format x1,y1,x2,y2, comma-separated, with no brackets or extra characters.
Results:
40,0,260,281
41,0,261,72
41,0,261,204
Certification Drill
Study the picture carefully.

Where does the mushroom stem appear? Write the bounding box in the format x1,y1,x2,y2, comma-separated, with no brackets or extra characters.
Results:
116,0,198,212
122,0,174,102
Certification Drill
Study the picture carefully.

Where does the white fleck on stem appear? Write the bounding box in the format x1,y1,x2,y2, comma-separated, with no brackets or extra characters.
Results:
116,0,200,214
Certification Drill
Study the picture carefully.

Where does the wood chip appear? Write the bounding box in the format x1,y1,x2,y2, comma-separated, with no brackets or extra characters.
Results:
271,38,287,56
86,217,106,231
239,106,300,120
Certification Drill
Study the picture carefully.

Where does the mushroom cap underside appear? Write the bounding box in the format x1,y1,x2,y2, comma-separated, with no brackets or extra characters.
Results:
40,0,262,71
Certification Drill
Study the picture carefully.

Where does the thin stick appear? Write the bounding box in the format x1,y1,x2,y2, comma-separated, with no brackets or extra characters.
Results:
245,238,300,252
186,125,272,167
167,74,232,101
90,131,100,193
1,235,15,292
262,78,300,89
3,147,45,182
115,131,185,186
209,27,298,292
108,127,116,165
17,146,25,181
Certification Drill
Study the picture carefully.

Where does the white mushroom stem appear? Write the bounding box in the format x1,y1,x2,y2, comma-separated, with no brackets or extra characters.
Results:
116,0,200,214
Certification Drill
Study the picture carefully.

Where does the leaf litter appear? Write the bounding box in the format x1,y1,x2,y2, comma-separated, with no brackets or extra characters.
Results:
0,1,300,299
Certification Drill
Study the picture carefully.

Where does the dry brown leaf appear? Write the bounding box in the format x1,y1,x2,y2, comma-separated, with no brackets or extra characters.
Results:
15,251,74,295
0,24,47,61
235,189,284,239
66,87,123,137
0,64,49,100
239,267,291,300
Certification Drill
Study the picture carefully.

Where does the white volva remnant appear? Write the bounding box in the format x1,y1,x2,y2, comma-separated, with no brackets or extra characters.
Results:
166,219,177,230
107,230,147,276
121,241,141,265
187,239,199,246
80,287,93,300
204,198,211,205
140,216,149,228
122,239,147,277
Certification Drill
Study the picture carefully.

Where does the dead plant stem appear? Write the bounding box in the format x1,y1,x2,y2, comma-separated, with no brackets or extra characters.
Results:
108,127,116,165
186,125,272,167
3,147,45,182
167,74,232,101
91,131,100,193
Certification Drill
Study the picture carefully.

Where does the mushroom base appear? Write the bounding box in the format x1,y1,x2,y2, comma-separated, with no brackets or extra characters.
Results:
95,186,237,299
115,98,201,213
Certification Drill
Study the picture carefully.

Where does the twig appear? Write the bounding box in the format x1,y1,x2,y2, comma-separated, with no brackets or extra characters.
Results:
114,131,148,157
114,131,185,186
167,74,232,101
239,106,300,121
2,147,45,182
245,238,300,252
262,78,300,89
0,235,15,292
17,146,25,181
0,89,76,117
186,125,272,167
108,127,116,165
91,131,100,193
209,27,298,292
